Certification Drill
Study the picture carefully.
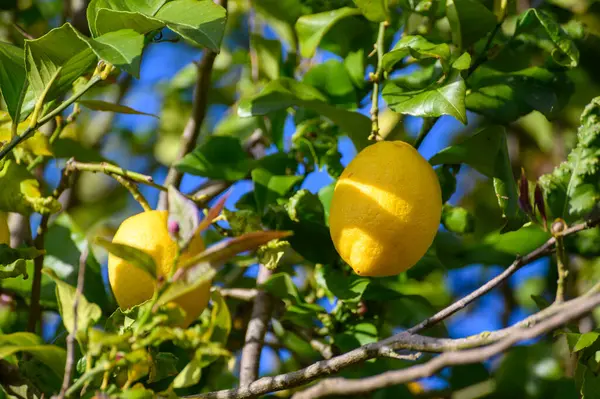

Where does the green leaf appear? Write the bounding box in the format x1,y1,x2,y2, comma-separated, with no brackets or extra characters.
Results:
25,23,97,103
383,72,467,124
78,99,157,117
154,0,227,51
0,244,43,267
204,290,231,345
157,263,216,308
353,0,388,21
430,126,521,229
148,352,179,383
452,52,472,70
89,0,226,51
167,185,199,250
442,204,475,234
322,268,370,302
574,332,600,353
42,269,102,337
176,136,255,181
381,35,451,73
0,160,61,215
262,273,324,325
79,29,145,77
515,9,579,68
263,205,336,264
0,259,28,279
173,357,203,388
44,214,112,312
466,66,574,123
295,7,362,58
285,189,325,224
239,78,371,151
261,272,303,303
87,0,168,34
303,60,357,108
318,183,335,225
539,97,600,221
252,168,303,212
2,260,57,309
95,237,157,279
0,332,66,380
257,239,290,270
251,34,282,81
93,8,164,38
335,322,378,352
0,41,26,121
446,0,497,49
436,165,459,203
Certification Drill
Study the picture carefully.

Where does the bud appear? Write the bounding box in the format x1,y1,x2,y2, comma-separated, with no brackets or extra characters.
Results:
518,169,532,216
168,220,180,236
115,352,125,362
551,219,567,235
357,301,368,316
534,184,547,229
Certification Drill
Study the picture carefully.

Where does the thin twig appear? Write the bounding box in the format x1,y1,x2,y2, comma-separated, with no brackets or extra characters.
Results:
219,288,258,301
239,266,273,386
552,219,568,303
112,174,151,211
187,217,600,399
369,21,388,141
291,294,600,399
58,244,89,398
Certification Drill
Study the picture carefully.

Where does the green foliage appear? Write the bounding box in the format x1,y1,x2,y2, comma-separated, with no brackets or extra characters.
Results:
540,97,600,221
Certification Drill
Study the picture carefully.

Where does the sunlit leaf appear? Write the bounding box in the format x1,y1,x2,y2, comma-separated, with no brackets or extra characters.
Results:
43,268,102,338
0,41,26,121
383,72,467,124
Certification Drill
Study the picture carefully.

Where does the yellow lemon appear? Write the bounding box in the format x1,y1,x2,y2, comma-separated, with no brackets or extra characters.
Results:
407,382,424,394
0,212,10,246
108,210,210,327
329,141,442,276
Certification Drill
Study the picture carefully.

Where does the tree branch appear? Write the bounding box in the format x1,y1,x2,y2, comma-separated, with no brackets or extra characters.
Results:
187,216,600,399
239,266,273,386
157,18,224,210
292,293,600,399
219,288,258,301
27,170,72,332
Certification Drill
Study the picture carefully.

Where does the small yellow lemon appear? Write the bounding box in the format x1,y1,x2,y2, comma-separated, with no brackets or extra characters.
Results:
0,212,10,246
108,210,210,327
329,141,442,276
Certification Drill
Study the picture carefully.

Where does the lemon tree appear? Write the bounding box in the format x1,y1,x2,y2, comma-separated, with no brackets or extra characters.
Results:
0,1,600,399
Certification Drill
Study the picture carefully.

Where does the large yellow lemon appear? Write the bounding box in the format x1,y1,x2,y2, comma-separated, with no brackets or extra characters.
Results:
329,141,442,276
0,212,10,246
108,210,210,327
